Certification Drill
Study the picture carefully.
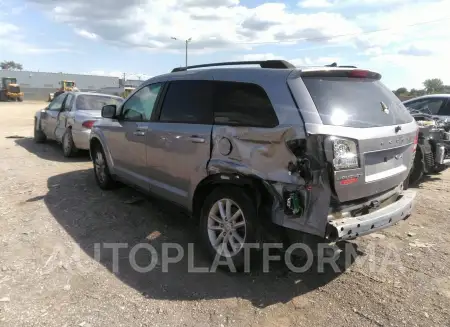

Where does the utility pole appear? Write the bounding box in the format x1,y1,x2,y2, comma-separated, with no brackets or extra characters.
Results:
171,37,192,67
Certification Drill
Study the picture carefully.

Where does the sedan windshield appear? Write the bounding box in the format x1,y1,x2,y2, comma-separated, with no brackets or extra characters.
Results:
76,94,123,111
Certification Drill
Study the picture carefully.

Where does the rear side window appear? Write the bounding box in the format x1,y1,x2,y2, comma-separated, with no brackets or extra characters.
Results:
405,98,444,115
159,80,213,124
439,100,450,116
213,81,278,127
302,77,413,128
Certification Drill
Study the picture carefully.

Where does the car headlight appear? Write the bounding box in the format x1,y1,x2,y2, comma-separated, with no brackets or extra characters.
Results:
332,137,359,170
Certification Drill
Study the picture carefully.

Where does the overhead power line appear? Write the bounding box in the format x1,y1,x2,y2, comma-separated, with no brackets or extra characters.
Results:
233,16,450,45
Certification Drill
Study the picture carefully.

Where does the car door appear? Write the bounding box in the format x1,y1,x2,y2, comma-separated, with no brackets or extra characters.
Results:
106,83,164,191
145,80,214,208
55,93,75,142
41,93,67,139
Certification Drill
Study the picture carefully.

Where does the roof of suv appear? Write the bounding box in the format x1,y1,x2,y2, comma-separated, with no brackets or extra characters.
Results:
146,60,367,84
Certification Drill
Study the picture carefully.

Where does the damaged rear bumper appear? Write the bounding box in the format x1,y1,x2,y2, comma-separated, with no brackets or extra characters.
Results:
326,189,416,241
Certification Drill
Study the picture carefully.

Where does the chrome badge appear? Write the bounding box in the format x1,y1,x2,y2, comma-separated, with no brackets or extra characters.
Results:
381,101,389,114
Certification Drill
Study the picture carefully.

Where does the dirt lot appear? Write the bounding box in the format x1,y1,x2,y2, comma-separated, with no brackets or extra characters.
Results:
0,101,449,327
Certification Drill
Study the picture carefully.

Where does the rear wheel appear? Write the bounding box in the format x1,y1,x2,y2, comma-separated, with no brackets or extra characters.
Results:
18,97,23,102
199,186,259,272
92,145,117,190
33,119,47,143
62,129,77,157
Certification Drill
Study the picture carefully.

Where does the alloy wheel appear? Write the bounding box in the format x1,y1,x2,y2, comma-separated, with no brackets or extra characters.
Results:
207,198,247,257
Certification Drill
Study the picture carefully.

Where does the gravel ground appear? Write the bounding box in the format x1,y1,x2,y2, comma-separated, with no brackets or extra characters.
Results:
0,101,449,327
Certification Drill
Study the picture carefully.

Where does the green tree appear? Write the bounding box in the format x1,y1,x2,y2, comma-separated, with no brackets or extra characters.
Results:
423,78,444,94
0,60,23,70
395,87,408,96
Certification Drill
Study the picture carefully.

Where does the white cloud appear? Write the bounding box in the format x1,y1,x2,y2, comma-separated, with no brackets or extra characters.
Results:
74,28,98,40
0,0,28,17
25,0,361,53
0,22,75,55
237,53,340,67
298,0,333,8
240,53,279,61
84,70,152,80
0,22,18,36
299,0,409,9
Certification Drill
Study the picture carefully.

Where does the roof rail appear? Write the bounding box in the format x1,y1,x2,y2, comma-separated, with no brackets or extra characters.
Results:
171,60,295,73
325,62,357,68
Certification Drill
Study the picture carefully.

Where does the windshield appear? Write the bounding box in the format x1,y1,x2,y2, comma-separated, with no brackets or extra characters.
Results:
65,82,75,87
76,94,123,111
4,78,16,85
302,77,413,128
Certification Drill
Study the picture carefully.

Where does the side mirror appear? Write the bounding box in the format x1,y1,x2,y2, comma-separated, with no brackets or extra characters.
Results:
102,104,117,119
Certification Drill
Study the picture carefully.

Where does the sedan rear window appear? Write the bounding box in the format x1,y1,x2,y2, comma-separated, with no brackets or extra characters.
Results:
302,77,413,128
76,95,123,111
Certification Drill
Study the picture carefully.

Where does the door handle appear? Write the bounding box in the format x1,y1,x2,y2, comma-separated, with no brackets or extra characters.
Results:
189,136,205,143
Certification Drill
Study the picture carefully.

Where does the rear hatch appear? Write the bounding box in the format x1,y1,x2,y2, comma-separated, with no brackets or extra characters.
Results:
290,68,418,203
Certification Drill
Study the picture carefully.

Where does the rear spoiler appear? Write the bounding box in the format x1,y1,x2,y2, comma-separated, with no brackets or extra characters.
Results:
301,69,382,80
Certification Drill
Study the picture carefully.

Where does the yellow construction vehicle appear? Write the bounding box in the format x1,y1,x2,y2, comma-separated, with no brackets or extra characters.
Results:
48,80,79,102
0,77,24,102
121,86,135,99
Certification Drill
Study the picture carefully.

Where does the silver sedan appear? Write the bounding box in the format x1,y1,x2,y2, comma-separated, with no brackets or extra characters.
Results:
34,92,123,157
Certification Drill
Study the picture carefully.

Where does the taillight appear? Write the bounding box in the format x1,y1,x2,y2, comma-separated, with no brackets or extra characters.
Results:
330,137,359,170
82,120,96,129
349,70,369,78
413,129,418,152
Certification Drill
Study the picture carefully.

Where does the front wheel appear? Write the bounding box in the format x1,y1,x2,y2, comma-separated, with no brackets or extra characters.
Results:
199,186,259,272
92,145,117,190
18,97,23,102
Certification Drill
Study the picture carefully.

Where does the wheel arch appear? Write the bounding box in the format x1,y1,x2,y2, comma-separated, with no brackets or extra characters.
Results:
89,135,115,175
191,173,275,223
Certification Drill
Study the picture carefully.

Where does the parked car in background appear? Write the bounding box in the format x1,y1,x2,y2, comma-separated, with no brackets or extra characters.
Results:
403,94,450,121
34,92,123,157
89,60,418,270
406,111,450,184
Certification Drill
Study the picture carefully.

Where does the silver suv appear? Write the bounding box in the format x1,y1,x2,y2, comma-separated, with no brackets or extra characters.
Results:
89,60,418,269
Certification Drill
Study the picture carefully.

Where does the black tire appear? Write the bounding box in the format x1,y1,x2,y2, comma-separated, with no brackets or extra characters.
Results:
33,119,47,143
92,144,117,190
62,129,78,157
432,164,447,174
18,97,23,102
199,186,260,272
409,150,424,186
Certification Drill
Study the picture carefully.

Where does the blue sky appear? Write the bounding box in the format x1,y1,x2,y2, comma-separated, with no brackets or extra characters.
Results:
1,0,449,89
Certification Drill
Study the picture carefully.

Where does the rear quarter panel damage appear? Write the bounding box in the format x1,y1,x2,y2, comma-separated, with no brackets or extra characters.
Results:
207,124,332,237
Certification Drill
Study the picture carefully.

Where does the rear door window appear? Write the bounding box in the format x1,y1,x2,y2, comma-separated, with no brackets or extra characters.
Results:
213,81,278,127
302,77,413,128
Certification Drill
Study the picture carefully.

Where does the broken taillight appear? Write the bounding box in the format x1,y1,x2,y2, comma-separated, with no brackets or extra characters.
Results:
413,129,418,152
82,120,96,129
